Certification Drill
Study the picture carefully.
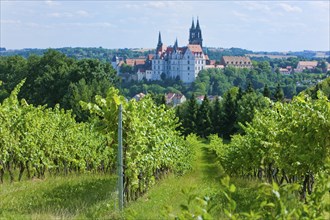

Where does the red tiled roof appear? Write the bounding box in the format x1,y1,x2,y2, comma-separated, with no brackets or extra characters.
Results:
125,59,145,66
210,60,216,65
187,44,203,53
134,59,146,65
126,59,135,66
297,61,317,67
222,56,251,63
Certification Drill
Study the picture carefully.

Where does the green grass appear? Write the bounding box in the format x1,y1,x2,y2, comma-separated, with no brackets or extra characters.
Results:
123,141,225,219
0,173,120,219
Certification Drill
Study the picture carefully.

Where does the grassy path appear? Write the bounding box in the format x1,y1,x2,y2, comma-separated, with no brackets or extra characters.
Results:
124,141,224,219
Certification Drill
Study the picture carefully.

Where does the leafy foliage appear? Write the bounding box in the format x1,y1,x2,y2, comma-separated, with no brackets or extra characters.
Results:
209,92,330,199
81,87,192,202
0,81,111,183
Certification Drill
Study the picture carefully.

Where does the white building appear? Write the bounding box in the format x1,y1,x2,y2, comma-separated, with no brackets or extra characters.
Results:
137,69,152,81
151,18,206,83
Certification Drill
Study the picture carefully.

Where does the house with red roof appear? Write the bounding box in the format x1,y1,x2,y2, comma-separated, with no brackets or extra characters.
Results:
165,93,187,106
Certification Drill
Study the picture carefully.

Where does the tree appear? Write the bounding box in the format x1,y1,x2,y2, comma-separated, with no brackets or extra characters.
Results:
161,72,167,81
263,84,271,98
182,93,198,136
20,50,74,107
120,63,134,74
246,82,254,93
222,88,238,139
317,60,327,73
196,95,212,138
0,55,28,101
274,83,284,102
236,91,269,131
211,96,222,136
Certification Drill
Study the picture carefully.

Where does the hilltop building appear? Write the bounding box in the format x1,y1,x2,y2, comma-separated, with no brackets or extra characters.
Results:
151,18,207,83
220,56,253,69
295,61,318,72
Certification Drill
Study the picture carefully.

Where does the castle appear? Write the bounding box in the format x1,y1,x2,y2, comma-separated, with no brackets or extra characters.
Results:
151,18,206,83
111,18,208,83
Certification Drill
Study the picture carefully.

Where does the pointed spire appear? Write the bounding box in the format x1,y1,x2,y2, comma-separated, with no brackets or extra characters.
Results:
174,38,178,51
196,16,200,30
158,31,162,44
191,17,195,30
157,31,163,53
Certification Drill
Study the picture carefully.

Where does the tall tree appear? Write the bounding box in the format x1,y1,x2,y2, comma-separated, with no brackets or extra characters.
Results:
222,89,238,139
211,96,222,136
263,84,271,98
182,93,198,136
246,82,254,93
196,95,212,138
274,83,284,102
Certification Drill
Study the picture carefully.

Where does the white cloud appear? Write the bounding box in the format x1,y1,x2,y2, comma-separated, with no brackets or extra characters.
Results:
1,19,21,24
59,22,116,28
123,1,181,10
238,1,271,12
123,3,140,9
26,22,51,29
308,1,329,10
48,10,90,18
278,3,302,13
45,0,60,7
145,1,176,9
232,11,249,22
48,12,73,18
76,10,90,17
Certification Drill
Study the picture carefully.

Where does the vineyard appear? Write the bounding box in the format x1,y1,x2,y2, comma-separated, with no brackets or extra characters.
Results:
209,92,330,197
0,80,192,202
0,79,329,219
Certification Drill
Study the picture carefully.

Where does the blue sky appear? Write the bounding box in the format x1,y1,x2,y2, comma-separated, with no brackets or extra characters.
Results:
1,0,329,52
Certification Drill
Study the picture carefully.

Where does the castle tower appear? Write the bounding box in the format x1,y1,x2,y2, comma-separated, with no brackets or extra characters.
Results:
189,18,195,44
189,17,203,47
156,31,163,53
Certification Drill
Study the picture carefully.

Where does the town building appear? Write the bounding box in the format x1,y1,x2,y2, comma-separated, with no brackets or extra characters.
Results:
220,56,253,68
165,93,187,106
295,61,318,72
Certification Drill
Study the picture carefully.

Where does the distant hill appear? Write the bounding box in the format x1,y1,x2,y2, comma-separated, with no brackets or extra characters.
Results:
1,47,328,62
0,47,155,62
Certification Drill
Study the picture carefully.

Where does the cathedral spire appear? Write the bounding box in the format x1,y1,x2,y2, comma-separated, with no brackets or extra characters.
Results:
196,17,200,30
191,17,195,30
157,31,163,52
158,31,162,45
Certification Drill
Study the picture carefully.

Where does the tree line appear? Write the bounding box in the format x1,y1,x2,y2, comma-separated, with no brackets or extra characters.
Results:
0,49,119,121
175,83,286,139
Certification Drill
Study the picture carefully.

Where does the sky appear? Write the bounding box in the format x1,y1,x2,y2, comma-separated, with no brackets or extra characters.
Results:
1,0,329,52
